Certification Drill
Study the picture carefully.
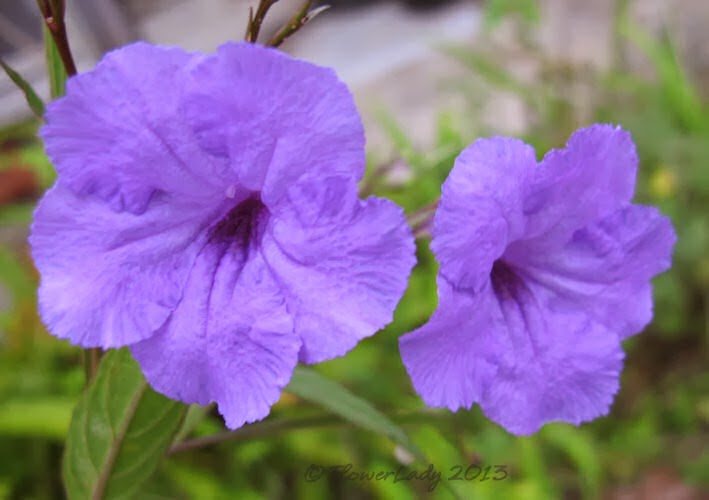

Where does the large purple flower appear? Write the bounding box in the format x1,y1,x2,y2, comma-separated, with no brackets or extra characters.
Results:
30,42,415,429
399,125,676,435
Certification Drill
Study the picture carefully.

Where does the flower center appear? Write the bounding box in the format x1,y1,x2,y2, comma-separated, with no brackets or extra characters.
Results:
210,194,269,251
490,259,519,298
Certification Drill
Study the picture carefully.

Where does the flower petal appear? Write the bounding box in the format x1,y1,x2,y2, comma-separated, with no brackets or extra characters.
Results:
404,125,673,435
262,176,415,363
41,42,229,214
398,278,501,412
505,204,676,338
131,242,300,429
29,184,213,348
523,124,638,245
182,42,365,205
400,273,624,436
431,137,536,291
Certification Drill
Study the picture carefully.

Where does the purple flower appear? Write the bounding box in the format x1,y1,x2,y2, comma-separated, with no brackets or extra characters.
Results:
30,42,415,429
399,125,676,435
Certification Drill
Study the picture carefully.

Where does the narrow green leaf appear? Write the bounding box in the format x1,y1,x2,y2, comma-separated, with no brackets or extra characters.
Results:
619,17,706,132
44,25,67,98
172,404,214,444
445,46,537,107
63,349,187,500
374,108,422,171
542,426,601,500
287,366,426,461
0,58,45,118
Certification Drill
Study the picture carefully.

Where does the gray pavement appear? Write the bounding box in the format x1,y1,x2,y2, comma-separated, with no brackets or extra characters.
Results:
2,1,708,145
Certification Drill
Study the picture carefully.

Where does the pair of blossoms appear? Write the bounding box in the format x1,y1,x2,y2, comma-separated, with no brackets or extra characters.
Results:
30,42,676,435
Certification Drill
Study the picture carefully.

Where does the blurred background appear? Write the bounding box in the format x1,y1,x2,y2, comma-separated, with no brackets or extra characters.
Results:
1,0,708,498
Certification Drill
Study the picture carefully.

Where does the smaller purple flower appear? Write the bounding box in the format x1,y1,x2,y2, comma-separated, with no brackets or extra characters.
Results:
399,125,676,435
30,42,415,429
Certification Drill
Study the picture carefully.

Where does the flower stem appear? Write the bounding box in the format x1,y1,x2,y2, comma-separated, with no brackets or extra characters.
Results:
244,0,281,43
82,348,102,385
407,199,439,239
169,415,337,455
168,410,438,455
267,2,328,48
36,0,77,77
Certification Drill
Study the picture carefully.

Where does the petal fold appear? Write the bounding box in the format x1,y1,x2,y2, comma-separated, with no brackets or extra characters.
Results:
400,275,624,435
506,204,676,338
182,42,365,205
41,42,227,214
30,184,212,347
131,242,300,429
524,124,638,245
263,177,416,363
431,137,536,290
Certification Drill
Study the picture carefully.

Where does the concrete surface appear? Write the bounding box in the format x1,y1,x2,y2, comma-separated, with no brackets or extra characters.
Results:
2,0,709,143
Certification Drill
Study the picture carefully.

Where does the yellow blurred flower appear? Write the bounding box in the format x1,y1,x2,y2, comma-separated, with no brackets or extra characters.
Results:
650,168,677,198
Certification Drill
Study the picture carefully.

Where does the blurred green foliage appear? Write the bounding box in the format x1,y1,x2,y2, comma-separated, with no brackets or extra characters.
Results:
482,0,540,30
0,5,707,499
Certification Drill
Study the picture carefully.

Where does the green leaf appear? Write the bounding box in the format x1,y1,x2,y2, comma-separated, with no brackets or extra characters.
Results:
0,58,45,118
287,366,425,461
44,25,67,98
63,349,187,500
0,247,35,300
374,108,423,171
0,397,74,439
541,426,600,500
445,47,537,107
516,437,555,499
172,403,214,444
483,0,540,29
619,17,707,133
